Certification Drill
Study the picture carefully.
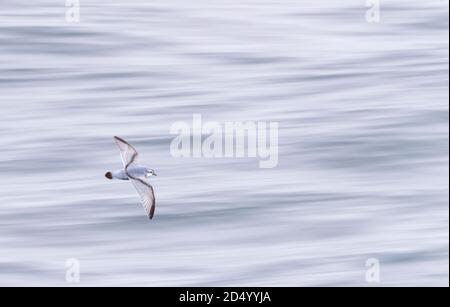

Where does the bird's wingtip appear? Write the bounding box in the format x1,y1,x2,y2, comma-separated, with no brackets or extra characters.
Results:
114,136,130,145
149,205,156,220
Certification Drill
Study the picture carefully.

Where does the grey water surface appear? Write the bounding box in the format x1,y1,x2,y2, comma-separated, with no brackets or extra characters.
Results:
0,0,448,286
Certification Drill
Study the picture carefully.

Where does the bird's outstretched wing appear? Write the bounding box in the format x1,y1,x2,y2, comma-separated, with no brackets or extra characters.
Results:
114,136,139,167
129,177,156,219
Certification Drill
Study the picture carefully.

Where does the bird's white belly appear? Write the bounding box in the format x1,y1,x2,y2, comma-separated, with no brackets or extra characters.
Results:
127,165,148,178
113,165,148,180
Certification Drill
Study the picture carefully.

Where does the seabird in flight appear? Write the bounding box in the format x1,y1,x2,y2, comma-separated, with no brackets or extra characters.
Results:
105,136,157,219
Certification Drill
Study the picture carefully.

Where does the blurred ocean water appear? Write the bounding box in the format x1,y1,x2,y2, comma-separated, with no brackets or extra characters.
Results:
0,0,448,286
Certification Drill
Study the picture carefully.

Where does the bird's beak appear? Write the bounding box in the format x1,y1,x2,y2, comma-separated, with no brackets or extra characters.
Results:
153,173,157,176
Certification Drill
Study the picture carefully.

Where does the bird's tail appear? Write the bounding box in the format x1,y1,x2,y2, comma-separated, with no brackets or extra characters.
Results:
105,172,113,180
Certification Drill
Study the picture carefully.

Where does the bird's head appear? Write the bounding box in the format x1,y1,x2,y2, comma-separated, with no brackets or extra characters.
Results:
105,172,113,180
